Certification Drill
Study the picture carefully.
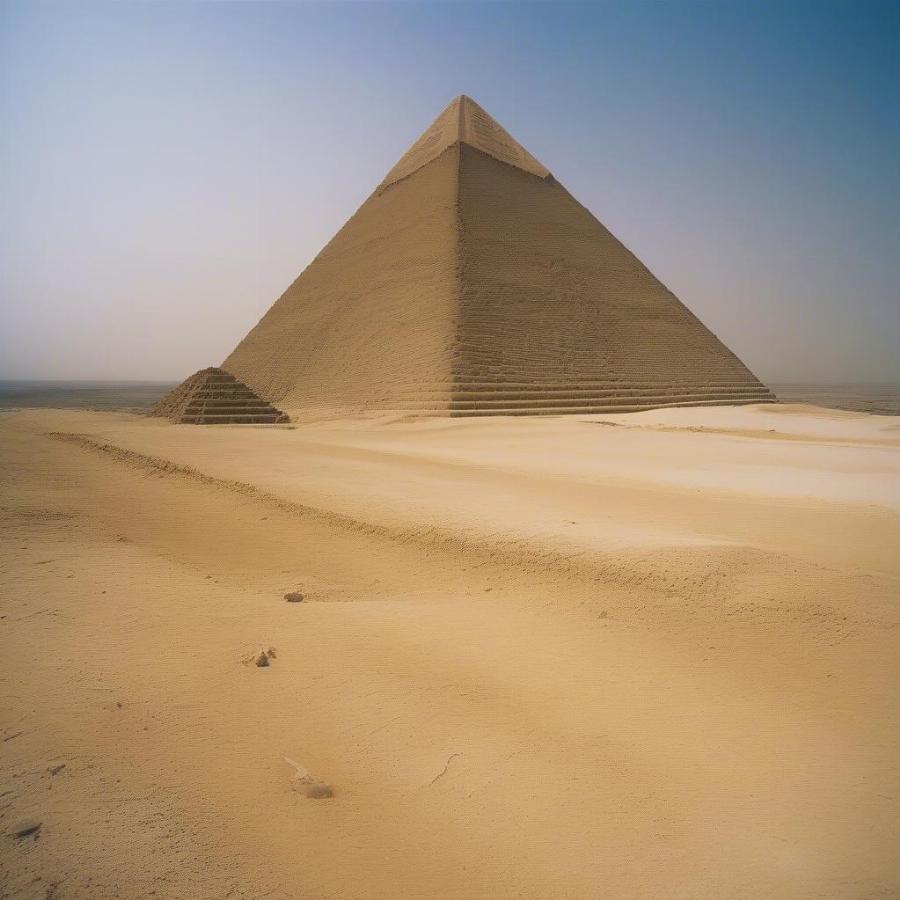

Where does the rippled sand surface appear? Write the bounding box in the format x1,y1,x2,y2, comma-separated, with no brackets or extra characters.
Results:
2,403,898,898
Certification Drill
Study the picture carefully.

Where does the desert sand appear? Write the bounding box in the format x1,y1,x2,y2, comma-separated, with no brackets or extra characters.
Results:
2,402,899,898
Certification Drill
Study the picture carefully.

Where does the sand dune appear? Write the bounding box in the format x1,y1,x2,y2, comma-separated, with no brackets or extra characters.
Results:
2,404,899,898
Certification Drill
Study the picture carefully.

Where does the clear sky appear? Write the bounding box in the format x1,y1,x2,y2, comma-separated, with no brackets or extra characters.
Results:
2,0,898,383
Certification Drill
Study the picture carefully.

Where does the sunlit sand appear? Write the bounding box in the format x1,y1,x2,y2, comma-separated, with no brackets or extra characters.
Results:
2,402,898,897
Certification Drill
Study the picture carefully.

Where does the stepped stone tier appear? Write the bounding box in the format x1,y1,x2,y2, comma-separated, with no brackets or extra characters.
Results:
152,368,289,425
222,95,775,417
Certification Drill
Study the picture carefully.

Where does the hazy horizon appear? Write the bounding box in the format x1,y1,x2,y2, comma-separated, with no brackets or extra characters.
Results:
2,0,898,384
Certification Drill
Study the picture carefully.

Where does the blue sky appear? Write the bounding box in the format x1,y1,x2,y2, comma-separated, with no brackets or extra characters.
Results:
1,0,898,382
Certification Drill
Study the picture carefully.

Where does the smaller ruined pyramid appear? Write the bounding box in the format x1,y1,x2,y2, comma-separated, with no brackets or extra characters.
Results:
152,368,288,424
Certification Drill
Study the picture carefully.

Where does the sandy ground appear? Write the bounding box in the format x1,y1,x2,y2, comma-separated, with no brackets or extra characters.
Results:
1,403,899,899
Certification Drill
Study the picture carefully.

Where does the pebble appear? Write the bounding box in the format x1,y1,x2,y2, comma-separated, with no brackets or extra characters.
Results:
9,819,41,839
304,782,333,799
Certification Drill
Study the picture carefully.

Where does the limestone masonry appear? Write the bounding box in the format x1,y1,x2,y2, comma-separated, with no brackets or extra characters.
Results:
219,95,774,417
153,368,288,424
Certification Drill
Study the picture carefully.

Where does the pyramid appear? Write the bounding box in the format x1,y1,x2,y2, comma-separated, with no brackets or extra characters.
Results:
152,368,288,424
222,95,774,417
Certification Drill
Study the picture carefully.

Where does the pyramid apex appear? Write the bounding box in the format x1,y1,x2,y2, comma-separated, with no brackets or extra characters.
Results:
380,95,549,189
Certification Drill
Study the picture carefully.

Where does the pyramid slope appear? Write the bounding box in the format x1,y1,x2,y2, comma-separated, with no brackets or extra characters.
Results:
222,96,773,418
222,146,460,413
152,368,288,424
445,143,773,414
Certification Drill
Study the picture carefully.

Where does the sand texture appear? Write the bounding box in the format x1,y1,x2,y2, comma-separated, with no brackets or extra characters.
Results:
2,402,899,898
222,97,773,418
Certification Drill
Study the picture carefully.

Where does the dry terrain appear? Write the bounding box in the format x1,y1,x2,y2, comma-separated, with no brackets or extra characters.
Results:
1,402,899,898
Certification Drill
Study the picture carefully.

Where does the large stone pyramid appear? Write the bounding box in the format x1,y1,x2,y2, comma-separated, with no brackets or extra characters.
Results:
222,95,774,417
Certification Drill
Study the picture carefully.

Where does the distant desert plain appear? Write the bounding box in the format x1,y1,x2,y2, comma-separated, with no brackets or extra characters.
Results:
2,399,899,898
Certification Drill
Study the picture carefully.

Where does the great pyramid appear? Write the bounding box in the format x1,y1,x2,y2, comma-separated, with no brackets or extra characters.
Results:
221,95,774,417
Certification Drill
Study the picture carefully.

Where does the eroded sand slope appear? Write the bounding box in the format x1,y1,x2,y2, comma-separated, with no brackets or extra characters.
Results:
1,404,899,898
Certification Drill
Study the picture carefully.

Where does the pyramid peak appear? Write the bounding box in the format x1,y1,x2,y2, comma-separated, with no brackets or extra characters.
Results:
380,95,549,189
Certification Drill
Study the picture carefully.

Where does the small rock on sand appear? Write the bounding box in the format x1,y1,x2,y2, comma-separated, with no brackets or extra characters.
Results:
304,782,333,799
255,651,270,668
284,592,304,603
9,819,41,839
